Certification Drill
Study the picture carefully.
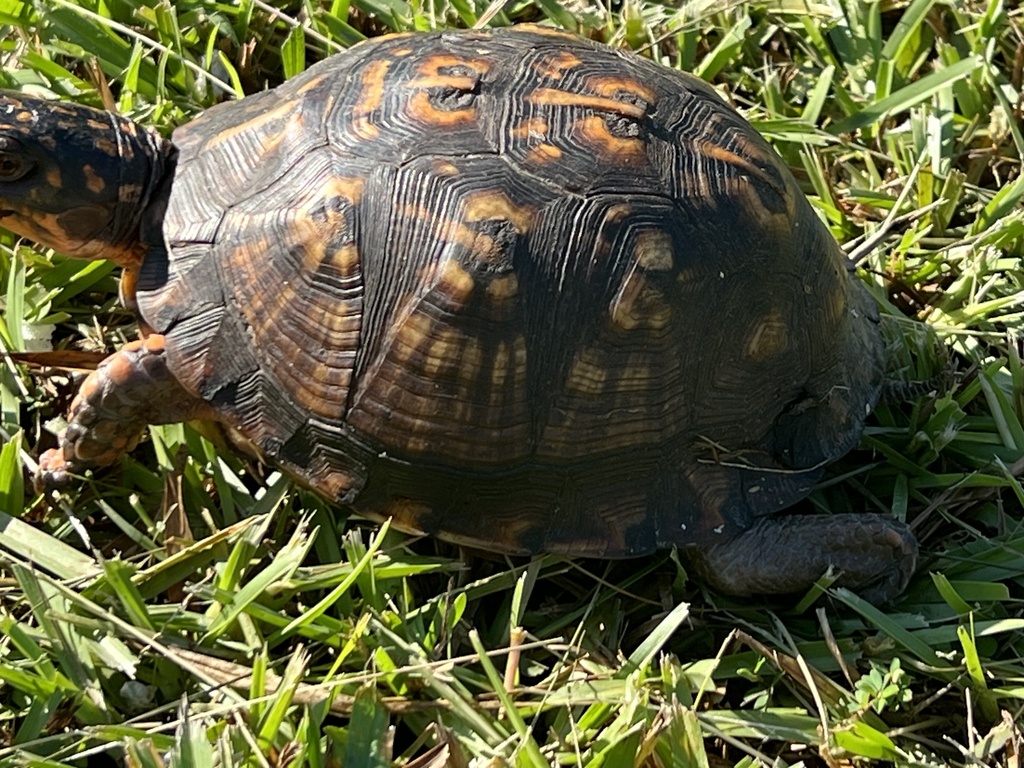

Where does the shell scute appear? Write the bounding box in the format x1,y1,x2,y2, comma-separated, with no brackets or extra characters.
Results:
140,25,885,556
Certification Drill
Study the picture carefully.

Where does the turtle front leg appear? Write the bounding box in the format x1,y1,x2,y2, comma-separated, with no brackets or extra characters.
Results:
37,334,215,490
683,514,918,603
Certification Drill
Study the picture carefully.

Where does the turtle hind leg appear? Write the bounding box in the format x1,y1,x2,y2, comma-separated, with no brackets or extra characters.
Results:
36,334,215,491
683,514,918,603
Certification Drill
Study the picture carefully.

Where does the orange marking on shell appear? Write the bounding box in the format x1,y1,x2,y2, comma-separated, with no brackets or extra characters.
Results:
528,88,647,121
422,326,459,377
407,91,476,127
463,190,533,233
586,76,657,104
203,100,298,150
488,336,528,394
45,166,62,189
459,337,484,382
403,55,489,128
350,58,391,139
745,309,789,360
431,159,460,176
532,50,582,80
416,54,491,78
15,110,32,122
574,115,646,163
295,73,329,94
525,143,562,164
610,271,672,330
86,118,109,132
362,30,414,45
824,284,849,323
565,347,608,395
320,175,365,205
702,142,787,199
512,117,548,140
395,311,434,361
605,203,633,222
515,24,580,40
435,258,476,306
408,73,478,91
401,204,476,251
329,243,360,275
485,273,519,300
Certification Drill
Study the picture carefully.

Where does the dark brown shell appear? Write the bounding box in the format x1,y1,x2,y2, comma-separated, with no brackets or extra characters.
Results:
135,25,885,556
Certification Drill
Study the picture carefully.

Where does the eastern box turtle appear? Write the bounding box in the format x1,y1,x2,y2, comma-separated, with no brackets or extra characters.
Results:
0,25,917,600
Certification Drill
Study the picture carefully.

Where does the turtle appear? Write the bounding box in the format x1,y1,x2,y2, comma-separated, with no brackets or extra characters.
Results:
0,24,917,601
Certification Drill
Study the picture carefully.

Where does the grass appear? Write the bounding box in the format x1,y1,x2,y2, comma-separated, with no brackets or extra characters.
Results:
0,0,1022,765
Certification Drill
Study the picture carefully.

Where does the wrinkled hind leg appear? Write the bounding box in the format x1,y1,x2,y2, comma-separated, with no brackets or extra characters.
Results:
37,334,215,490
683,514,918,603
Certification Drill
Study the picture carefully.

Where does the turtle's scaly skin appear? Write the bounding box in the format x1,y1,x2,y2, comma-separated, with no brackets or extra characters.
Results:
2,25,917,599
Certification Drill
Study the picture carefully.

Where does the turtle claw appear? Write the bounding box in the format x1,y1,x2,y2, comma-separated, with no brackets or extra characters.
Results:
35,446,76,495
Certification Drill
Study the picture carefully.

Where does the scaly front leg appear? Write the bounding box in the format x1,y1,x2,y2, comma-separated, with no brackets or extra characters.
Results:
37,334,215,490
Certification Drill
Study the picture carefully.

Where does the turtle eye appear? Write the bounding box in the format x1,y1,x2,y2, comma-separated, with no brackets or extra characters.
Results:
0,151,30,182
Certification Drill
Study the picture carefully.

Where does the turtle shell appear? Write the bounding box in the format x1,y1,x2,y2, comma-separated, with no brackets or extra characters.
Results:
134,25,885,556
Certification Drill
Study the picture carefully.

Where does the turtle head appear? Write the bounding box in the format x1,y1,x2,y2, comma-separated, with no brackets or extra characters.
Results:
0,93,168,264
